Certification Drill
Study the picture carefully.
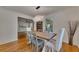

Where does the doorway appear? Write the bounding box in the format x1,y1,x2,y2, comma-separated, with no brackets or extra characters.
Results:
45,19,53,33
18,17,34,40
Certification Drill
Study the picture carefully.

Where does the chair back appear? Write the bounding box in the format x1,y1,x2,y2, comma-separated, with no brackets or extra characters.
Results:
26,27,32,42
55,28,65,52
73,27,79,48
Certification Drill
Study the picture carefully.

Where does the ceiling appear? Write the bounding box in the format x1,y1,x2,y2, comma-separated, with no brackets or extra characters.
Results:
1,6,72,17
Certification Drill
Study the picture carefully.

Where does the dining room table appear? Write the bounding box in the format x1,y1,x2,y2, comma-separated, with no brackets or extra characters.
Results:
33,31,79,52
33,31,56,41
33,31,56,52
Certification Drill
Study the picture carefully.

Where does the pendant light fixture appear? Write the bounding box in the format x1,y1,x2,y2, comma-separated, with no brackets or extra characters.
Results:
36,6,40,9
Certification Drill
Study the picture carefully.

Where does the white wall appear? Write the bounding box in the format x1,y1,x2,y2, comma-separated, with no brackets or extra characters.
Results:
0,8,33,45
46,7,79,47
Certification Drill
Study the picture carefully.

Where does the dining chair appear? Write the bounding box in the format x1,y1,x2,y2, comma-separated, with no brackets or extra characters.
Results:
27,32,44,52
26,27,32,44
73,27,79,48
42,28,65,52
55,28,65,52
42,32,55,52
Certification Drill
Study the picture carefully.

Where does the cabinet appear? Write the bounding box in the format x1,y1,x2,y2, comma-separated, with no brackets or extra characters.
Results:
36,21,43,32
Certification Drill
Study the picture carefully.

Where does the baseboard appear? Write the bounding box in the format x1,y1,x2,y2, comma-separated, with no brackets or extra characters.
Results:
0,39,17,45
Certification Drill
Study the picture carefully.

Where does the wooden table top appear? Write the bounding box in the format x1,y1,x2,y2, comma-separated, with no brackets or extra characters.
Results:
34,31,56,41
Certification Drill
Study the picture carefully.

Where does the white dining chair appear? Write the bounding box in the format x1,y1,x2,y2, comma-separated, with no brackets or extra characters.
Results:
55,28,65,52
42,28,65,52
26,27,32,44
27,32,44,52
73,27,79,48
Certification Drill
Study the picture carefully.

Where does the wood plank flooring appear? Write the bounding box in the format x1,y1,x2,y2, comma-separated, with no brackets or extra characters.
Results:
62,42,79,52
0,36,79,52
0,36,32,52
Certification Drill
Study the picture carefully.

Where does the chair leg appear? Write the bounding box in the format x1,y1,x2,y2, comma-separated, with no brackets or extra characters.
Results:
30,44,37,52
42,46,46,52
60,48,64,52
48,49,52,52
31,44,34,52
36,46,38,52
32,44,37,52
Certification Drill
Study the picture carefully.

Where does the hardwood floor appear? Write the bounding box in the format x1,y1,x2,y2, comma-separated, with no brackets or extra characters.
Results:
0,35,79,52
0,36,32,52
62,42,79,52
